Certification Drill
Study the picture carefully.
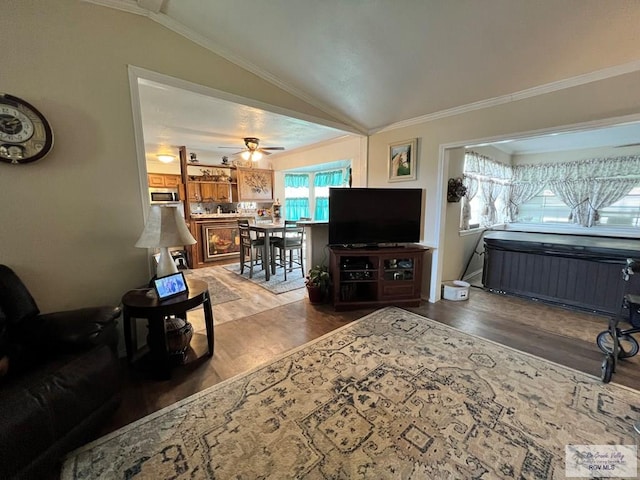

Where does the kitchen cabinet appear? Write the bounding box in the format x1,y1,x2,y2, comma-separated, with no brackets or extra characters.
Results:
188,182,233,202
148,173,180,188
187,183,201,202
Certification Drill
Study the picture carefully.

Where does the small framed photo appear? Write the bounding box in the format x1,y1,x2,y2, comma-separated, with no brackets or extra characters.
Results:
388,138,417,182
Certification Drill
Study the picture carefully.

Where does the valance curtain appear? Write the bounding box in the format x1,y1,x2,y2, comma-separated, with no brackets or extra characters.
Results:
284,174,309,188
314,170,344,187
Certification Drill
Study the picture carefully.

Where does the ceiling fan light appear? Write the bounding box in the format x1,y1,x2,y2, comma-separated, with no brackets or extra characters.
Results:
252,151,263,161
157,154,175,163
241,151,251,161
244,137,260,151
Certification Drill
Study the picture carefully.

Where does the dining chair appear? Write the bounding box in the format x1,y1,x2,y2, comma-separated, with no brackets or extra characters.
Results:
272,222,305,280
238,223,265,278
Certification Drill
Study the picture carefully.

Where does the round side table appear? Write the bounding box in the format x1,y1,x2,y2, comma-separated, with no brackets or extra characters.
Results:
121,278,214,379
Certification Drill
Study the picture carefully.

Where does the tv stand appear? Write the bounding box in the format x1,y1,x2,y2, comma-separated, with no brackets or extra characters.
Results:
329,244,428,311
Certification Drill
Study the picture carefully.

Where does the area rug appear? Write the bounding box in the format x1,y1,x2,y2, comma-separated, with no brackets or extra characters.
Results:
62,307,639,479
223,262,305,294
183,268,241,305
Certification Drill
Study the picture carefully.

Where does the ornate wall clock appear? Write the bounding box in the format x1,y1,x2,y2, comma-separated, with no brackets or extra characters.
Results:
0,93,54,164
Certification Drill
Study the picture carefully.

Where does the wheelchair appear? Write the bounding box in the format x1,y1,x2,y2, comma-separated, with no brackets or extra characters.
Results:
596,258,640,383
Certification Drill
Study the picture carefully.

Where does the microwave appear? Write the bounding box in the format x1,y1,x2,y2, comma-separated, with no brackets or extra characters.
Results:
149,188,180,204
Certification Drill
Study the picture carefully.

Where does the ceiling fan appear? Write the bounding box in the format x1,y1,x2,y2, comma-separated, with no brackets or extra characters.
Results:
220,137,285,161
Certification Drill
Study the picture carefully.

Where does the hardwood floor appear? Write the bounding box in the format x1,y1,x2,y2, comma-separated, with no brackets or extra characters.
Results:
100,276,640,441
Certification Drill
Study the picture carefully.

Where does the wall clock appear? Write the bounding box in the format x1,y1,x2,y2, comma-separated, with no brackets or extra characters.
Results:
0,93,53,164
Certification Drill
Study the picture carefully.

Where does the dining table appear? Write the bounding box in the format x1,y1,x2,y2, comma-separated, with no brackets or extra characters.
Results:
250,222,285,281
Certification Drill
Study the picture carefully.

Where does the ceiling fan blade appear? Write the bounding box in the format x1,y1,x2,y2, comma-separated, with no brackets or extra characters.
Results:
261,147,285,150
616,142,640,148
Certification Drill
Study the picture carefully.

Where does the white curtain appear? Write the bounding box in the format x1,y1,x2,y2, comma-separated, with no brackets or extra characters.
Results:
479,179,503,226
462,151,640,228
549,179,591,225
460,175,479,230
506,182,545,222
587,178,638,227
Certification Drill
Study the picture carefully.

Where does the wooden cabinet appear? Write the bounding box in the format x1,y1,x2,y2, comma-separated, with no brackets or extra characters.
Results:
188,182,233,202
330,245,427,310
163,175,181,187
148,173,181,188
187,183,201,202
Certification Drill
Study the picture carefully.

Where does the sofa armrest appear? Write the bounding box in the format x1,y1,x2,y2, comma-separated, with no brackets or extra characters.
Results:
37,306,121,352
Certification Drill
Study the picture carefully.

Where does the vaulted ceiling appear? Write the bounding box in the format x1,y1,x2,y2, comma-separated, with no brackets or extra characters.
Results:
90,0,640,161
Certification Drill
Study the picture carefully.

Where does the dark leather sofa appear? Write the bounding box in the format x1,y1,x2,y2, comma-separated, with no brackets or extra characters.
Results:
0,265,122,479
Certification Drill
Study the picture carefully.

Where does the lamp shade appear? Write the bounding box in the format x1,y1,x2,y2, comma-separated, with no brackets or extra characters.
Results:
135,205,196,248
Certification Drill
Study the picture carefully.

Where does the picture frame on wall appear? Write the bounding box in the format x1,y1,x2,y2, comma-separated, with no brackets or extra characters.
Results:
388,138,417,182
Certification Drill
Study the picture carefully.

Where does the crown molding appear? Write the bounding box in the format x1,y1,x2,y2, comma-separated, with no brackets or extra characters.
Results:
373,59,640,134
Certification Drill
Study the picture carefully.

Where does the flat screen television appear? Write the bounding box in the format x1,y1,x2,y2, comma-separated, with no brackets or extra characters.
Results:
328,187,422,246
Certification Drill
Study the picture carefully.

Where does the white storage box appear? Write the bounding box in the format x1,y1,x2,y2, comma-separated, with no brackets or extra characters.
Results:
442,280,470,301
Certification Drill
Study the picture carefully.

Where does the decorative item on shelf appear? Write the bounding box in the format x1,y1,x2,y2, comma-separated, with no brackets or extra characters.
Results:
221,156,229,165
189,152,198,163
216,169,230,182
135,205,197,278
273,198,282,222
305,265,331,304
200,168,214,180
447,177,467,203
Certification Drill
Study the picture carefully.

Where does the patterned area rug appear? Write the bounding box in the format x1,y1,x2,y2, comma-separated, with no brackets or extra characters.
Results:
182,269,241,305
223,262,305,294
62,307,638,479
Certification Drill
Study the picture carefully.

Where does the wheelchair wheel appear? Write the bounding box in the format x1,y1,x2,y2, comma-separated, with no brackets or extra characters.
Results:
601,355,614,383
596,331,639,359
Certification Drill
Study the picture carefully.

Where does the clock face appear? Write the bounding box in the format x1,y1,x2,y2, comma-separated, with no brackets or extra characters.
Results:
0,94,53,164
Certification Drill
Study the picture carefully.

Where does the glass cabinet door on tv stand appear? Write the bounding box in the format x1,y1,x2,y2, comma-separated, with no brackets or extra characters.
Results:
329,245,428,311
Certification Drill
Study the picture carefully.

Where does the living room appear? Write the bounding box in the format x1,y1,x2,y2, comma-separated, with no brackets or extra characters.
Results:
3,1,640,478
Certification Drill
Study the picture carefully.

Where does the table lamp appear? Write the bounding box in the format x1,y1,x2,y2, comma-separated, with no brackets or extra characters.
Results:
135,205,196,278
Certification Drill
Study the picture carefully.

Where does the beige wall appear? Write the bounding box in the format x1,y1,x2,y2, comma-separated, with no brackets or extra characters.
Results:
368,71,640,300
1,0,342,312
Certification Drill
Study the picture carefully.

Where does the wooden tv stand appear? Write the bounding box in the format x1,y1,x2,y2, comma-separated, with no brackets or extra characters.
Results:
329,245,428,310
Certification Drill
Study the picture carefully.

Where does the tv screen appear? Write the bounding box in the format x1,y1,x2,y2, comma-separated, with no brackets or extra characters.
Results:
328,188,422,246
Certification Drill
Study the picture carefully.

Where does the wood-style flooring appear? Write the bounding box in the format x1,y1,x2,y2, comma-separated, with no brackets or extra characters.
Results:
100,270,640,441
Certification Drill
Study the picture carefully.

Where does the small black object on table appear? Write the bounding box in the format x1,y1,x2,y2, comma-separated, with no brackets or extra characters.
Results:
121,278,214,379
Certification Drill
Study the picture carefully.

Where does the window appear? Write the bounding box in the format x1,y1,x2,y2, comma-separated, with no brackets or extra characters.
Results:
284,174,310,220
517,190,571,224
598,186,640,226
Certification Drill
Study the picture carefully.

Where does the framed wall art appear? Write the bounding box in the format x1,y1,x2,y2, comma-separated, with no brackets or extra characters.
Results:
236,167,274,201
388,138,417,182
